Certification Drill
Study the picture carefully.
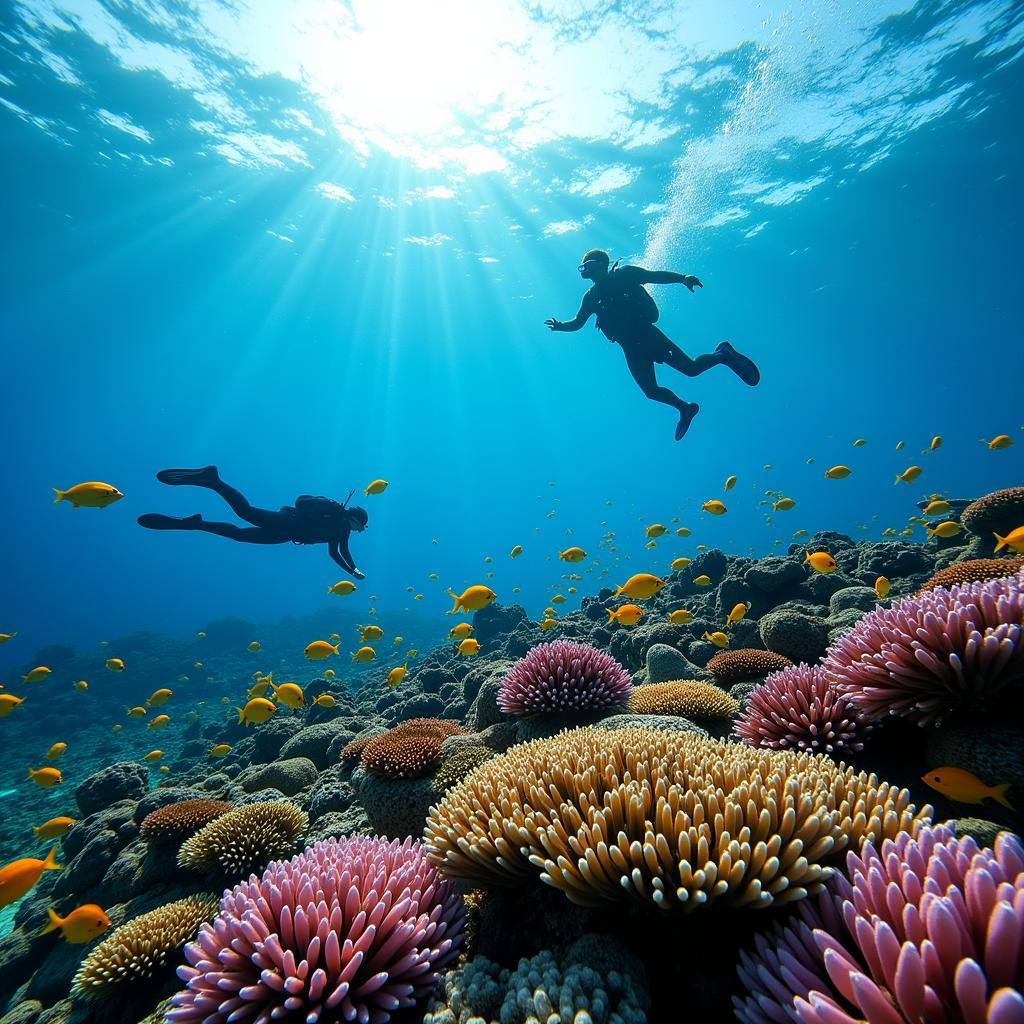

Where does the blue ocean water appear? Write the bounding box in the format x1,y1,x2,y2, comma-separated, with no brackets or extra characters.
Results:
0,0,1021,660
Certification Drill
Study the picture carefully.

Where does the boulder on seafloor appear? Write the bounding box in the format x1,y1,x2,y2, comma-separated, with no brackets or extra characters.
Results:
745,557,804,592
645,643,703,684
278,721,356,770
350,767,436,841
758,608,829,663
75,762,148,816
473,602,530,645
239,757,318,796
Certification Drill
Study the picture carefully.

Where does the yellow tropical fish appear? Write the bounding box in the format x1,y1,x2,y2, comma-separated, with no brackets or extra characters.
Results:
895,440,905,451
105,658,125,672
772,498,796,512
675,527,692,538
32,817,75,842
824,466,851,480
44,743,67,761
550,594,566,605
449,623,474,640
606,604,644,626
559,546,587,562
146,689,173,707
0,633,16,644
0,695,24,717
921,767,1013,808
726,602,749,626
456,638,481,656
792,530,808,538
670,557,692,572
447,585,497,613
994,526,1024,554
237,698,276,726
364,479,388,495
874,576,891,599
704,631,729,649
209,744,231,757
271,682,305,709
929,435,943,451
613,574,666,600
352,646,376,664
327,580,356,596
0,847,61,909
158,766,169,774
895,466,922,485
52,482,123,509
323,669,336,678
701,500,727,516
982,435,1012,450
313,695,336,708
509,545,524,559
923,500,952,517
305,640,340,660
724,475,737,491
926,521,962,540
247,641,261,652
667,609,693,625
386,664,408,689
852,439,866,447
645,525,666,539
692,575,712,587
358,625,384,642
804,550,837,574
147,714,170,731
144,750,163,763
538,618,558,632
111,724,122,732
40,904,109,943
28,767,62,788
23,666,51,684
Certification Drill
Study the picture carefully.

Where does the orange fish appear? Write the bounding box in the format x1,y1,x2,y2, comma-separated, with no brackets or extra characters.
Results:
40,903,110,943
0,847,61,909
921,767,1013,809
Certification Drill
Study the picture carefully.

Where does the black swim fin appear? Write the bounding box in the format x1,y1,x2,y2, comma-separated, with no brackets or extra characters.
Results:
675,403,700,441
716,341,760,386
156,466,220,486
138,513,203,531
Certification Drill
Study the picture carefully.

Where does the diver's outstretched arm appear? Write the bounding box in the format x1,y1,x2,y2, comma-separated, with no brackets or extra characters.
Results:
629,267,703,291
329,539,365,579
545,294,595,332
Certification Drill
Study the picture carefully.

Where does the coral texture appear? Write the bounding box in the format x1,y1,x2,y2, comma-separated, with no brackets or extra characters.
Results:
961,486,1024,537
735,663,869,755
824,570,1024,725
734,825,1024,1024
628,680,738,720
73,895,218,997
432,746,496,795
424,727,928,910
707,648,794,684
361,719,464,780
339,735,373,764
177,801,308,875
497,641,632,718
139,800,233,843
166,836,464,1024
918,556,1024,594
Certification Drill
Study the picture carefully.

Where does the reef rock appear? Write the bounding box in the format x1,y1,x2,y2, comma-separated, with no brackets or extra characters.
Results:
75,762,148,816
758,609,829,663
239,757,318,797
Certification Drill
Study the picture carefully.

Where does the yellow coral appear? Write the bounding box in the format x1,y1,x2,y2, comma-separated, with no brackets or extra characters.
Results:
177,801,307,875
628,680,738,719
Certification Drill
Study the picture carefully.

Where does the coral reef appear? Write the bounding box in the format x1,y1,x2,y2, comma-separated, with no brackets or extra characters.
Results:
961,486,1024,547
918,555,1024,593
424,727,927,909
707,648,794,684
139,801,233,844
177,801,307,875
361,718,464,779
627,680,738,720
166,837,464,1024
497,640,631,718
433,745,496,794
825,569,1024,725
735,663,869,755
734,825,1024,1023
73,895,218,998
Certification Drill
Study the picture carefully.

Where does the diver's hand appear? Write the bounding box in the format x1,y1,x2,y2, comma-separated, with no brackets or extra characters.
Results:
682,275,703,292
350,567,366,580
544,318,563,331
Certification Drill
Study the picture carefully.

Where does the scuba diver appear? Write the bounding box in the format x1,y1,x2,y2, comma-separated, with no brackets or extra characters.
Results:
138,466,368,577
545,249,760,440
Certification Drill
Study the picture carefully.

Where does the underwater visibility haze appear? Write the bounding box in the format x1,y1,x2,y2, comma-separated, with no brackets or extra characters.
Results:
1,1,1023,1022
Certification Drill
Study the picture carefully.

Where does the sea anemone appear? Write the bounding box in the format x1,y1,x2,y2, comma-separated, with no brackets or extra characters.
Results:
177,801,307,876
497,641,632,718
734,663,869,755
628,680,738,720
734,824,1024,1024
707,648,793,684
361,719,464,780
918,556,1024,594
824,570,1024,725
140,800,233,843
73,895,218,998
424,727,927,910
166,836,464,1024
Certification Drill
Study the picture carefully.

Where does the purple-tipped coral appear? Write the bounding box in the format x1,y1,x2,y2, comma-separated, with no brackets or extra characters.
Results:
497,640,631,718
166,836,464,1024
734,663,869,755
734,824,1024,1024
823,569,1024,725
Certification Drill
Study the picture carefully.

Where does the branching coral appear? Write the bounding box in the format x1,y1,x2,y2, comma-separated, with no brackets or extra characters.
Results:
140,800,233,843
628,680,738,720
73,895,218,998
177,801,307,876
735,664,869,755
361,719,464,780
497,640,631,718
824,570,1024,725
734,825,1024,1024
918,556,1024,594
707,648,793,684
166,836,464,1024
423,727,928,911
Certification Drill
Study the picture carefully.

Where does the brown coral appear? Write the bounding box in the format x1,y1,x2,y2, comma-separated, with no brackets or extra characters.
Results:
339,735,373,763
72,894,218,998
961,487,1024,541
361,718,464,780
139,800,232,843
424,727,928,911
433,745,497,794
707,648,793,684
628,680,739,720
177,801,307,876
918,556,1024,594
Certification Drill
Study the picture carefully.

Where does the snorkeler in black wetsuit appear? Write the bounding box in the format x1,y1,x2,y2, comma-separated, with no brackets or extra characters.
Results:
544,249,760,441
138,466,368,577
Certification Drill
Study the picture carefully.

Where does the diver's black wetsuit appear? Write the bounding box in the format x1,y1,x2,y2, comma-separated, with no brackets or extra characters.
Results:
138,467,366,576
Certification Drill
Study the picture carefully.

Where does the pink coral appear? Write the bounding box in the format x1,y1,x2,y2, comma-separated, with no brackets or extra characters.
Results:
734,824,1024,1024
166,836,464,1024
734,663,869,755
823,569,1024,725
497,640,631,718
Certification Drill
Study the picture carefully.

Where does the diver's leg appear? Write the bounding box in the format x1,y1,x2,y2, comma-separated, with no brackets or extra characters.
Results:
138,513,203,531
656,332,760,385
156,467,282,528
190,522,285,544
622,347,700,441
